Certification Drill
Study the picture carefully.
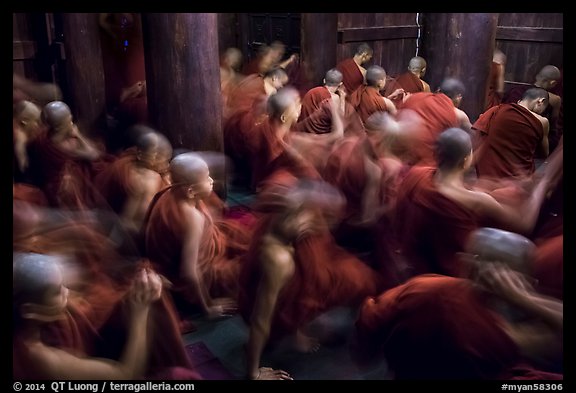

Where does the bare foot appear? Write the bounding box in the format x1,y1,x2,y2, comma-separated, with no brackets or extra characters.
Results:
294,330,321,353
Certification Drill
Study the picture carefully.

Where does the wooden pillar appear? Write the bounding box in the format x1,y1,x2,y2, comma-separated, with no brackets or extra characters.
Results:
301,13,338,87
421,13,498,122
61,13,107,136
141,13,222,153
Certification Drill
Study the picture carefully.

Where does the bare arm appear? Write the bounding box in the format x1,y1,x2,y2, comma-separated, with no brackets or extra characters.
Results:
455,108,472,132
539,116,550,157
382,96,398,116
36,269,162,379
122,170,163,232
246,243,294,380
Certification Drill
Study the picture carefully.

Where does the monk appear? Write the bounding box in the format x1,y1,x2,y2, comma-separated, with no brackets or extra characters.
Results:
353,227,563,379
220,47,245,119
485,48,507,110
398,77,472,166
242,41,298,77
238,174,384,380
335,42,373,95
502,65,562,153
94,128,172,235
142,152,251,319
12,252,177,380
347,65,402,124
298,68,343,122
13,100,42,181
27,101,103,210
383,56,431,106
473,87,550,180
394,127,562,278
13,73,62,106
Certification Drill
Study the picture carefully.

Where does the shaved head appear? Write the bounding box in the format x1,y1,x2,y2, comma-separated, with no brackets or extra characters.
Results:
536,65,561,83
13,252,63,306
42,101,71,129
169,152,209,186
408,56,427,72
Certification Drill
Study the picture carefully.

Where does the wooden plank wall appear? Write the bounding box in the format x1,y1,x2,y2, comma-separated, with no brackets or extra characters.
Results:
496,13,563,89
337,13,420,78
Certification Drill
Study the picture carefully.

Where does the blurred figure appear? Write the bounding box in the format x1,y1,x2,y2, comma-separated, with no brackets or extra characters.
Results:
27,101,103,210
383,56,431,106
394,127,562,278
13,100,42,181
335,42,373,95
142,152,252,320
473,87,550,180
13,252,168,380
238,174,384,380
398,77,472,166
242,41,298,77
13,73,62,106
353,227,563,379
220,47,244,119
485,48,507,110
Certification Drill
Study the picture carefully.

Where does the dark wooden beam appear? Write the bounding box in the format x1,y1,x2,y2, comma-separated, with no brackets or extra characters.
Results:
338,26,418,43
496,27,563,43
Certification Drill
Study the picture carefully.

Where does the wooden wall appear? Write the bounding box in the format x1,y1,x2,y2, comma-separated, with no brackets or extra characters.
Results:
337,13,420,78
495,13,563,88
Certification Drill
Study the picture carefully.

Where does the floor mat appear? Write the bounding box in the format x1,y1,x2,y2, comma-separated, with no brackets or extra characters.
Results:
185,341,237,380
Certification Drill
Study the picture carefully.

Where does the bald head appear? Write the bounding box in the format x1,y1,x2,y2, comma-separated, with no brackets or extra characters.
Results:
267,86,300,119
438,77,466,100
14,252,63,306
42,101,72,136
324,68,344,87
366,65,387,87
136,130,172,156
435,127,472,170
536,65,561,83
465,227,536,273
169,152,209,186
408,56,427,73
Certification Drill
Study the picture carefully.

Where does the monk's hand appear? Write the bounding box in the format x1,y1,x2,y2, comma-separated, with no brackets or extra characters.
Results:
129,268,163,308
387,88,405,100
252,367,293,380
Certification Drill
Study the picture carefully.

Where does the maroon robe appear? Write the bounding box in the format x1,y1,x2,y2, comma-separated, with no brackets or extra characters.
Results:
473,103,544,180
336,58,364,95
348,85,389,124
298,86,332,121
399,92,459,166
294,99,364,136
354,274,556,379
238,171,384,341
394,166,483,277
143,187,252,303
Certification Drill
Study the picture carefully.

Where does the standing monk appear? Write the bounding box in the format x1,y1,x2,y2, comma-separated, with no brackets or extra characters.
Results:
335,42,373,95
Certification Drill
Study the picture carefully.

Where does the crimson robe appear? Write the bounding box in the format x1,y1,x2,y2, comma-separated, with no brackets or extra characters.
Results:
294,99,364,136
473,103,544,180
336,58,364,95
394,166,483,277
238,171,384,341
298,86,332,121
355,274,534,379
143,187,252,303
348,86,389,124
399,92,459,166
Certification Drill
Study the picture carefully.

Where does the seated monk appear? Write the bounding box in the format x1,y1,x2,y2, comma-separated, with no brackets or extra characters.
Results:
397,77,472,166
13,100,42,182
347,65,402,125
142,152,252,319
335,42,373,95
27,101,103,210
298,68,343,122
473,87,550,181
13,252,201,380
238,173,385,380
394,127,562,278
353,227,562,379
383,56,431,106
94,128,173,235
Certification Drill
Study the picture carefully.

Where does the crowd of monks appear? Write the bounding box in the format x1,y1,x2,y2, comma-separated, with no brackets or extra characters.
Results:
13,40,563,381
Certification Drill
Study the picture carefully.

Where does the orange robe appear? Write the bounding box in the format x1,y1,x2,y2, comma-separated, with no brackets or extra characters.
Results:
354,274,560,379
383,72,425,107
336,58,364,95
143,187,252,303
398,92,459,166
473,103,544,180
238,171,384,341
347,85,389,124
